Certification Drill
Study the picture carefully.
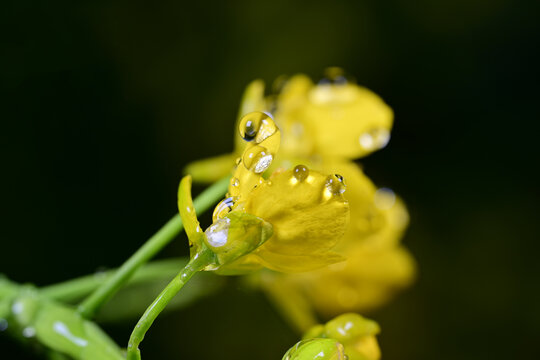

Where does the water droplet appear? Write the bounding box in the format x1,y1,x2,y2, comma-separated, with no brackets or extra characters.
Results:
11,301,23,315
254,154,273,174
230,177,239,188
324,175,346,200
235,157,241,166
374,187,396,210
238,111,276,143
242,146,273,174
53,321,88,347
334,174,345,184
22,326,36,338
292,165,309,182
205,217,231,248
212,196,237,222
319,67,352,86
359,132,375,150
359,128,391,151
0,318,8,332
94,266,108,280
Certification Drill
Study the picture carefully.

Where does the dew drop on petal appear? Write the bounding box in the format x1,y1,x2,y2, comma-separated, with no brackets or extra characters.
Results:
212,196,237,222
239,111,276,144
360,128,391,151
292,165,309,182
359,132,375,150
243,146,273,174
254,154,273,174
324,175,346,200
319,67,351,86
205,217,231,248
374,187,396,210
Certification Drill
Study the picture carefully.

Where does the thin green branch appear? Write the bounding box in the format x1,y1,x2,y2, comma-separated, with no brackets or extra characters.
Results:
77,176,230,319
126,250,213,360
41,258,189,302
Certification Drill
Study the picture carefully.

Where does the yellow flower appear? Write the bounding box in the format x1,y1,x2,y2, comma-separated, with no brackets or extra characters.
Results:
183,70,415,318
179,113,350,274
302,313,381,360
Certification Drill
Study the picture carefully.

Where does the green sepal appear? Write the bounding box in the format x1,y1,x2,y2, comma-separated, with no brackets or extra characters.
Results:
178,175,205,258
203,211,273,266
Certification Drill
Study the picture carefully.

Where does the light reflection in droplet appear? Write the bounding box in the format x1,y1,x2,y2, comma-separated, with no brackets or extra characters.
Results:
205,217,231,248
254,154,273,174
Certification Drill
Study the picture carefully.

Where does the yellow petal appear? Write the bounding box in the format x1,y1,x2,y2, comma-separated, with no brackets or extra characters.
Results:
274,75,393,159
319,159,379,248
321,159,409,251
304,83,393,159
184,153,236,183
301,245,416,316
252,251,346,273
245,168,350,257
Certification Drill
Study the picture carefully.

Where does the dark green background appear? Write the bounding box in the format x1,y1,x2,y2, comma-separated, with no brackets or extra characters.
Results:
1,0,539,359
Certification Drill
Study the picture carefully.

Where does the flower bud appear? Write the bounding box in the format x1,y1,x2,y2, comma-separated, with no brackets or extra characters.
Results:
282,338,346,360
303,313,381,360
204,212,273,266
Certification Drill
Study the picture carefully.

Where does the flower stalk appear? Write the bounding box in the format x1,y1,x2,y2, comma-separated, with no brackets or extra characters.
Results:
77,175,230,319
126,248,215,360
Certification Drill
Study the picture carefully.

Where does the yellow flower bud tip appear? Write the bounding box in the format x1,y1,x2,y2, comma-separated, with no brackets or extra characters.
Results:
302,314,381,360
324,313,380,343
283,338,346,360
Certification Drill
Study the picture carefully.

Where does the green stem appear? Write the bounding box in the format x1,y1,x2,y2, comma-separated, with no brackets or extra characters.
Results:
41,258,189,302
77,176,230,319
126,250,213,360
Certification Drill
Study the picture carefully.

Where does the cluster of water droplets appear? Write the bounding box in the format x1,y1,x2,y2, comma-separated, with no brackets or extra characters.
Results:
212,111,280,223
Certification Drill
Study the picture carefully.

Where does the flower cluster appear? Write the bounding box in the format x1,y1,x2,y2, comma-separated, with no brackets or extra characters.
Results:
186,68,416,318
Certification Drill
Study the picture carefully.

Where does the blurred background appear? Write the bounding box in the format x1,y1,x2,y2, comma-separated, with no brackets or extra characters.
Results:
1,0,539,359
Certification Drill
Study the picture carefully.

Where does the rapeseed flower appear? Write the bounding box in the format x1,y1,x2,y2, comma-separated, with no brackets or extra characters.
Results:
184,69,415,317
185,68,393,182
179,112,350,273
